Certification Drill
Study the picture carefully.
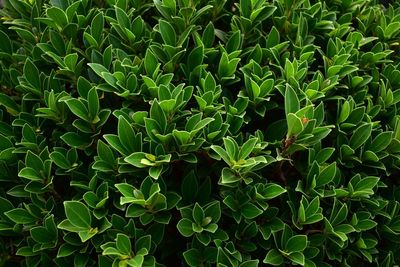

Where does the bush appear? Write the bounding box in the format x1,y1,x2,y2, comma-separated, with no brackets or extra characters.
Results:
1,0,400,266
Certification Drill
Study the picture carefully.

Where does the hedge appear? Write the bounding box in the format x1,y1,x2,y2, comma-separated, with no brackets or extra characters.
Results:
0,0,400,266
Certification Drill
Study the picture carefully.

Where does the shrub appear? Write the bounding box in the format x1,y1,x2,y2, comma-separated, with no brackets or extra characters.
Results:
1,0,400,266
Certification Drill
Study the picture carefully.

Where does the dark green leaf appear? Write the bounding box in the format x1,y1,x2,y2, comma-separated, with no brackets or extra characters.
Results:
349,123,372,150
285,235,308,252
64,201,91,228
263,249,284,266
5,208,35,224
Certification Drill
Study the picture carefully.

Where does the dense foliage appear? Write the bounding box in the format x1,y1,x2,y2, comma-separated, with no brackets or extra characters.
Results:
1,0,400,266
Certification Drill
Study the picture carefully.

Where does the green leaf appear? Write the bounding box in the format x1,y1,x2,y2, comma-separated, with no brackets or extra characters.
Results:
223,137,238,161
136,235,151,251
144,49,158,75
64,201,91,228
177,218,194,237
287,113,303,137
50,151,70,169
159,20,176,46
315,148,335,164
144,118,162,142
91,12,104,42
285,235,308,252
173,130,191,144
267,26,280,47
0,93,20,115
115,183,135,198
353,176,379,196
240,0,251,18
370,131,392,152
0,30,12,53
61,132,90,147
285,59,295,80
64,53,78,70
104,134,127,155
285,84,300,118
221,168,241,184
239,260,259,267
116,234,132,255
193,117,214,132
24,59,40,89
349,123,372,150
385,22,400,38
239,138,257,160
22,124,36,143
149,165,163,179
87,88,99,120
242,202,263,219
263,184,286,199
47,7,68,27
15,247,37,257
287,252,305,266
118,116,137,152
57,243,78,258
78,228,98,242
25,150,44,170
298,202,306,223
202,22,215,47
0,197,14,220
5,208,36,224
97,140,115,164
102,247,124,257
31,226,55,243
204,201,221,223
226,30,242,53
192,203,204,225
356,219,377,230
181,171,198,202
58,219,88,232
187,45,204,70
127,255,145,266
88,63,109,78
263,249,284,266
115,6,129,28
338,101,350,123
18,167,42,181
126,205,146,217
317,162,336,187
183,248,202,267
150,100,167,131
159,99,176,113
330,201,348,226
65,99,90,121
211,145,231,165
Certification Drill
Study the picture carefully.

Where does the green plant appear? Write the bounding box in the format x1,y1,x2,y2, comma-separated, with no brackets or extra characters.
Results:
1,0,400,266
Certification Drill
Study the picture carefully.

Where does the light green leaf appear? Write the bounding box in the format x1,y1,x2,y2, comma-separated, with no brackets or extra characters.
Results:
287,113,303,137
